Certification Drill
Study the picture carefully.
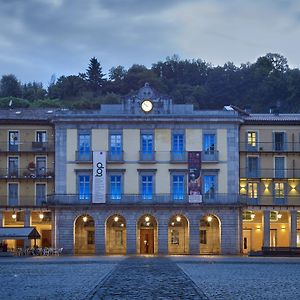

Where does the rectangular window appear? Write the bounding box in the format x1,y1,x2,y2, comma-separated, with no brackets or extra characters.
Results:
110,175,122,200
274,157,285,178
274,182,285,199
142,175,153,200
87,231,95,245
36,183,46,205
8,157,18,177
36,131,47,142
8,131,19,151
78,133,91,161
8,183,18,206
36,156,46,177
204,175,215,197
140,133,154,161
200,230,207,244
204,134,215,154
173,134,184,153
248,182,258,199
172,175,184,200
247,156,259,177
274,132,285,151
109,133,123,161
79,175,90,201
247,131,257,149
171,229,179,244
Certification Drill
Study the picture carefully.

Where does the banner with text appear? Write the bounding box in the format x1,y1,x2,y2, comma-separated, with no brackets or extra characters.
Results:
188,151,202,203
92,151,106,203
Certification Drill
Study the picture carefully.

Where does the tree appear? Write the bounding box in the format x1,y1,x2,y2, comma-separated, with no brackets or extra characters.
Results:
0,74,22,97
22,82,46,101
86,57,106,95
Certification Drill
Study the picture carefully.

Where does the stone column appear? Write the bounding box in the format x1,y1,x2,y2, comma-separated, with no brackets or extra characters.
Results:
263,210,270,248
51,210,56,248
95,216,105,255
24,209,31,248
157,217,168,255
290,210,297,248
126,216,137,255
189,218,200,255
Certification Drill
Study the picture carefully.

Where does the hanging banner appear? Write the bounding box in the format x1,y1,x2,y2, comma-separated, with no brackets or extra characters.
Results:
92,151,106,203
188,151,202,203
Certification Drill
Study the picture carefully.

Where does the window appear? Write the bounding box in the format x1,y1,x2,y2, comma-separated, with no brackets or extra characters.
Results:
248,182,258,199
8,157,18,177
78,175,90,201
274,132,285,151
36,131,47,142
274,182,285,199
8,183,18,206
173,134,184,153
172,174,185,200
36,184,46,205
204,134,215,154
247,131,257,149
87,231,95,245
36,157,46,177
200,230,207,244
247,156,259,177
110,175,122,200
78,133,91,160
109,133,122,161
171,229,179,244
8,131,19,151
140,132,154,161
141,175,153,200
204,175,215,197
274,157,285,178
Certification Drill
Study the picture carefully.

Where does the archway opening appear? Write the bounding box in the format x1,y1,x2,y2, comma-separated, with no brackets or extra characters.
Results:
200,215,221,254
137,214,157,254
74,214,95,255
106,214,126,254
168,215,189,254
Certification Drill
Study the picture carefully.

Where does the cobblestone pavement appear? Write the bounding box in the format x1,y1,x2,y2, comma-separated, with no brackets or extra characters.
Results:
88,257,207,300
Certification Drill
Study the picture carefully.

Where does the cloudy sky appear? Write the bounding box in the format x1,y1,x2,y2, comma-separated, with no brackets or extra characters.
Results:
0,0,300,86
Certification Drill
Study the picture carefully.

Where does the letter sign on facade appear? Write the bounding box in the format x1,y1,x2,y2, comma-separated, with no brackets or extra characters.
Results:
92,151,106,203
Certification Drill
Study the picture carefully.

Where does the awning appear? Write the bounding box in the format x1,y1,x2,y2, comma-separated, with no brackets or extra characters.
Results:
0,227,41,240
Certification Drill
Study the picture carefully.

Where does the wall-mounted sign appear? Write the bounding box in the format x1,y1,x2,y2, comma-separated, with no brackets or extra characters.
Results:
188,151,202,203
92,151,106,203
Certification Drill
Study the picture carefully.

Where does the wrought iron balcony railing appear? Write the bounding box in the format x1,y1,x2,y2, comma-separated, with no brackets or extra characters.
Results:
240,168,300,179
240,142,300,152
0,168,54,179
239,194,300,206
0,141,54,152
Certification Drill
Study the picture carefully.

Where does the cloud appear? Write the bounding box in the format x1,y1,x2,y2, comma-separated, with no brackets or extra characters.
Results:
0,0,299,86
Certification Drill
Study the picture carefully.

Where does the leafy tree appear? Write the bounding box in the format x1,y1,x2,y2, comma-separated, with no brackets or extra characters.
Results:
22,82,46,101
0,74,22,97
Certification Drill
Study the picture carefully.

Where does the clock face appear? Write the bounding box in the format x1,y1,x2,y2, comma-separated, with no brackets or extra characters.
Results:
141,100,153,112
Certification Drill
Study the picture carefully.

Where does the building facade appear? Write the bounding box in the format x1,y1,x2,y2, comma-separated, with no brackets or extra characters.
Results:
0,84,299,255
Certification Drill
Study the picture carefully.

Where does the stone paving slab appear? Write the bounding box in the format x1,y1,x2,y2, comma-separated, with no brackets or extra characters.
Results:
89,257,208,300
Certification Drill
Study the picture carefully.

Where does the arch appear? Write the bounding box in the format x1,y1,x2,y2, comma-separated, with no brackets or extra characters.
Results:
105,214,127,254
137,214,158,254
168,214,189,254
74,214,95,255
199,214,221,255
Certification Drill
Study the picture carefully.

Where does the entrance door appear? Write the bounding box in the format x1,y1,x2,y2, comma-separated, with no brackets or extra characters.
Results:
297,229,300,247
243,229,252,254
270,229,277,247
41,230,52,247
140,229,154,254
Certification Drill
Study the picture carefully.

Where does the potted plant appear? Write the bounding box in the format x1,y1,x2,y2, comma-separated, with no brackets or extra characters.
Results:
28,161,36,171
23,170,30,178
46,170,54,178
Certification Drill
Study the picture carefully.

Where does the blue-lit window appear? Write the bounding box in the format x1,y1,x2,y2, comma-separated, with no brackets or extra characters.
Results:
110,175,121,200
79,133,91,160
79,175,90,201
142,134,153,153
110,134,122,153
173,175,184,200
173,134,184,153
142,175,153,200
204,175,215,197
204,134,215,154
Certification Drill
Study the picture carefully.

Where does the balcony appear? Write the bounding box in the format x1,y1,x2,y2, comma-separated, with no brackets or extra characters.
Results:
46,193,241,205
139,151,156,162
240,195,299,206
240,142,300,153
107,151,124,163
0,168,54,180
170,151,187,162
202,151,219,162
0,195,48,206
75,151,92,162
0,141,54,152
240,168,300,179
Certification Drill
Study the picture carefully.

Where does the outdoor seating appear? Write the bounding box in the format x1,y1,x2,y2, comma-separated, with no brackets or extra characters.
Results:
15,247,63,256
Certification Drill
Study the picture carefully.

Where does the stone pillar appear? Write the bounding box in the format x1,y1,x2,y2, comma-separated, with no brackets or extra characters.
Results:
24,209,31,248
95,216,105,255
126,216,137,255
290,210,297,248
189,218,200,255
51,210,56,248
263,210,270,248
157,217,168,255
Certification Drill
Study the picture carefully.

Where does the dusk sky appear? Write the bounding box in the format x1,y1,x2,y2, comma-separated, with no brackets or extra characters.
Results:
0,0,300,86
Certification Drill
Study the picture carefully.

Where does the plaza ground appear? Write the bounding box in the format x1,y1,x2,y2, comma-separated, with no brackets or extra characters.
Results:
0,256,300,299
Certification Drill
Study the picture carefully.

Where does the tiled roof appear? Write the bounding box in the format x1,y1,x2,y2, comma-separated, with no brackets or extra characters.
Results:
0,108,59,121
